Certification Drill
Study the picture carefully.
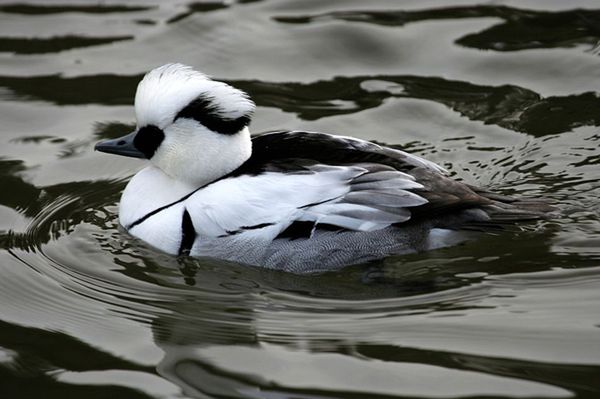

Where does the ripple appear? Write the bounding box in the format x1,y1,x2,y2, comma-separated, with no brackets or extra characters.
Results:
0,4,154,15
166,1,230,24
275,5,600,53
0,35,134,55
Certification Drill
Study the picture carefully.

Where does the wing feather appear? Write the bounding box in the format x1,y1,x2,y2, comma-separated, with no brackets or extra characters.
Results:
184,161,428,239
344,190,427,207
351,178,423,191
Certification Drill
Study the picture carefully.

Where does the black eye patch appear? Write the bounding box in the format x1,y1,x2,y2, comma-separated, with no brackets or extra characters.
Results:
134,125,165,159
175,96,251,135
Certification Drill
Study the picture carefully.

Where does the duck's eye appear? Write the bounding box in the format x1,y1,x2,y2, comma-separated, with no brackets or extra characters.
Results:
134,125,165,159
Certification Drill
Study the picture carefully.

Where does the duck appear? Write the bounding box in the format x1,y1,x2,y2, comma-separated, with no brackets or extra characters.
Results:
95,63,549,273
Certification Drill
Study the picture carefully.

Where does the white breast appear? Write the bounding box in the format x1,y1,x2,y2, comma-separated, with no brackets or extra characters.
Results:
119,165,196,228
129,203,186,254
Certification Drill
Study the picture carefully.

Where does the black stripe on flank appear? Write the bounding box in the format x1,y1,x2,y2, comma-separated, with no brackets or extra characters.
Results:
242,222,274,230
134,124,164,159
223,222,275,236
175,95,251,135
178,209,196,256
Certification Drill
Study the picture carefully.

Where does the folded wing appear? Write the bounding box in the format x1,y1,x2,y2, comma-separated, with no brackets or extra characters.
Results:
184,161,429,239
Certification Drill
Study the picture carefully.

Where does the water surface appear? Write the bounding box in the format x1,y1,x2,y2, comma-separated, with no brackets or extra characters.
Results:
1,1,600,398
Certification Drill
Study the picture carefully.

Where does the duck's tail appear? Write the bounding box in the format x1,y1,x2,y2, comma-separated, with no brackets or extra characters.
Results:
460,186,556,231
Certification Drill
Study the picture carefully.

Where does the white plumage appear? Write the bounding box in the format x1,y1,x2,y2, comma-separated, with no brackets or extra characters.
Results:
135,63,254,128
121,162,429,256
95,63,549,273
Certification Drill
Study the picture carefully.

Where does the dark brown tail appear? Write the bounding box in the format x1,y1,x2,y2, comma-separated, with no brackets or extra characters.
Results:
456,186,556,231
474,186,555,221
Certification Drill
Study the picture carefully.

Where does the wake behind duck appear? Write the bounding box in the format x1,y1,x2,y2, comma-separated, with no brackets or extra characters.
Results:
95,63,549,273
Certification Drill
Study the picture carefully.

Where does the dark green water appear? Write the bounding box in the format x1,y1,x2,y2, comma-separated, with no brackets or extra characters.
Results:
1,1,600,398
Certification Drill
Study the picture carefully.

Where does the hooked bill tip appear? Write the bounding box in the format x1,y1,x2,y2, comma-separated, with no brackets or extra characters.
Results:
94,133,146,159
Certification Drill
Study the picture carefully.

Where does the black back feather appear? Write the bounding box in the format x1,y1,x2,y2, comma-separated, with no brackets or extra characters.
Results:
231,130,419,177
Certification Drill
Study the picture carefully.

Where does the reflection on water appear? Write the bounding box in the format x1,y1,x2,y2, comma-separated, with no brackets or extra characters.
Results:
0,35,134,55
0,4,154,14
275,5,600,52
4,72,600,136
1,1,600,398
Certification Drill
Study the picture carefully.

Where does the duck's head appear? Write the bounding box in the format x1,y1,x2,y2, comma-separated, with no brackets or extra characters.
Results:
95,63,255,186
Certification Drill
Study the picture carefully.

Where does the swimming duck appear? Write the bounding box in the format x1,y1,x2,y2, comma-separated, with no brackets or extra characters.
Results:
95,63,547,273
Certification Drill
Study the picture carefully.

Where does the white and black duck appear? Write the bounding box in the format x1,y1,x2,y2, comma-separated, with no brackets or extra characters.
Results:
95,63,549,273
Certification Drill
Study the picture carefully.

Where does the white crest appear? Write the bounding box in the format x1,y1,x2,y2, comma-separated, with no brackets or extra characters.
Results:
134,63,255,129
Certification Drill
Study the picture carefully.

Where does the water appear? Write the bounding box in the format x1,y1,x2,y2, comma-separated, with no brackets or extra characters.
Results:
1,1,600,398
